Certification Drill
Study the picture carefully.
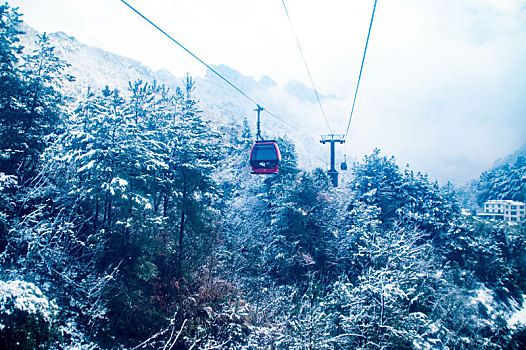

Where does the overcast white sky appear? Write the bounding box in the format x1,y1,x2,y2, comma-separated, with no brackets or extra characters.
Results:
10,0,526,183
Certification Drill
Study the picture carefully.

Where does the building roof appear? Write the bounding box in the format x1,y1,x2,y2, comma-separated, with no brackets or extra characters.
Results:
485,199,525,206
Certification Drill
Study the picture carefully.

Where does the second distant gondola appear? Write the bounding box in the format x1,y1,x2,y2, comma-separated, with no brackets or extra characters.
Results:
250,141,281,174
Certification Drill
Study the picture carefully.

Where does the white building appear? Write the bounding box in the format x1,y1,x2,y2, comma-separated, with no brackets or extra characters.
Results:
481,200,526,223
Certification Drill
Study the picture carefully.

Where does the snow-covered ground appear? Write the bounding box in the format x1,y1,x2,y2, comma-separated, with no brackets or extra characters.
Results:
508,295,526,327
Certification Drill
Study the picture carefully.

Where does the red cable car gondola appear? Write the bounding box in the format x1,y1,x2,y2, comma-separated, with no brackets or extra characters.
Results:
250,140,281,174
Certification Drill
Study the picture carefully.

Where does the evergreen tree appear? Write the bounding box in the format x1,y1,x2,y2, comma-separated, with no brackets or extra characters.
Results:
0,23,71,182
0,3,24,249
477,156,526,205
350,149,406,224
0,3,24,138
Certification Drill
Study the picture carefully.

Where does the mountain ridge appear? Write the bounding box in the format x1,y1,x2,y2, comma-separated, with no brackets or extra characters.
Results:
18,22,331,170
17,21,521,185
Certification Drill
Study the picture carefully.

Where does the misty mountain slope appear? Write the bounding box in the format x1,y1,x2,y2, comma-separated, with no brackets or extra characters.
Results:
18,23,331,171
493,143,526,168
19,23,159,95
18,22,523,185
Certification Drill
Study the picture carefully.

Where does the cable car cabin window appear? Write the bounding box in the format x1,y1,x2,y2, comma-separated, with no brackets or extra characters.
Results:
252,145,276,161
250,141,281,174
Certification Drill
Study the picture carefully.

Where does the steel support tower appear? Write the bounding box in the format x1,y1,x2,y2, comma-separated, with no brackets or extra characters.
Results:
320,134,345,187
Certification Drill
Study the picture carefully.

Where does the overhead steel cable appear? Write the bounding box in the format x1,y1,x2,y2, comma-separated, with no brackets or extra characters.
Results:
281,0,332,134
120,0,296,130
344,0,378,140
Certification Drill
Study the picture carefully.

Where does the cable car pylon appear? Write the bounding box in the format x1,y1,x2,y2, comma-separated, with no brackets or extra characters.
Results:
255,105,264,141
320,134,345,187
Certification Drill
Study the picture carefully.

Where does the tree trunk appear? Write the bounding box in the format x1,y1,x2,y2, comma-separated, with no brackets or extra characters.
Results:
177,174,187,274
178,207,185,274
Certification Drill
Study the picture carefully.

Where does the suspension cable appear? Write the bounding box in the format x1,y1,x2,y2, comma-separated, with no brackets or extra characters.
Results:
120,0,296,130
281,0,332,134
344,0,378,140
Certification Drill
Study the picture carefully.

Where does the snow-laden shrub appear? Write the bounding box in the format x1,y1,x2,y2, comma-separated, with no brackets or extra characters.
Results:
0,173,17,192
0,280,57,318
0,172,17,227
0,280,59,349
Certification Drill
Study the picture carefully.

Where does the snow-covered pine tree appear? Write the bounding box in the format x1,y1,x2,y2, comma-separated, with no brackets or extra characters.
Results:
0,3,25,179
350,149,406,225
477,156,526,204
4,30,71,183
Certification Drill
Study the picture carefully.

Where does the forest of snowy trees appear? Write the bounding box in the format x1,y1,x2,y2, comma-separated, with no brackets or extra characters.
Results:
1,3,526,349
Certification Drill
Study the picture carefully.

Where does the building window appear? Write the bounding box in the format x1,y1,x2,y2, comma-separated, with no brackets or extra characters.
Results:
511,217,517,222
511,211,517,215
511,205,517,209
